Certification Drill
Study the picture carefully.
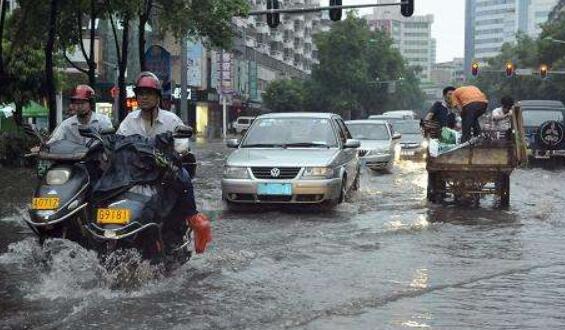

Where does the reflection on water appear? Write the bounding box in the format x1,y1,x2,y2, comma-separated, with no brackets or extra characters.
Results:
1,148,565,329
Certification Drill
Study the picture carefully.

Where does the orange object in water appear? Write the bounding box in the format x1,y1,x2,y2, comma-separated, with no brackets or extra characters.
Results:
187,213,212,254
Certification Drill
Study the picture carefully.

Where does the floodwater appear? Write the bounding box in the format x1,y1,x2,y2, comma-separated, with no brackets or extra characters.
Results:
1,141,565,329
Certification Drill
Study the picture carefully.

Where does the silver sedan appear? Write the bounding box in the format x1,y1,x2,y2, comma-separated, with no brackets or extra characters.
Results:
222,113,360,208
346,120,401,172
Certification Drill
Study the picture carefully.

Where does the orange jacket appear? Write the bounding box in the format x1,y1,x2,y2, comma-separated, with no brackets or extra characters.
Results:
451,86,487,108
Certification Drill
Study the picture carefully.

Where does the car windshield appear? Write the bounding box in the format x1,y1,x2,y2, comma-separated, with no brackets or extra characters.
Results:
347,123,389,140
242,118,338,147
523,110,564,127
393,121,421,134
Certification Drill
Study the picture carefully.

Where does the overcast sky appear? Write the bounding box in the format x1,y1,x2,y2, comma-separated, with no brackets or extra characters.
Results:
328,0,466,63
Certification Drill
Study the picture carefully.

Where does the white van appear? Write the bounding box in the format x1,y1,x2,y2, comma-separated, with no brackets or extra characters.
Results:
232,116,255,134
382,110,418,120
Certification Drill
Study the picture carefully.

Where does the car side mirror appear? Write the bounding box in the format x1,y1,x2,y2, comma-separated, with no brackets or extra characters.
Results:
392,133,402,140
174,125,193,138
226,139,240,148
344,139,360,148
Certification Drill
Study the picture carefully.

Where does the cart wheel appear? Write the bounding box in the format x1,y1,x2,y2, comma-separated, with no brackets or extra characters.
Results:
427,173,435,201
499,173,510,207
427,172,444,203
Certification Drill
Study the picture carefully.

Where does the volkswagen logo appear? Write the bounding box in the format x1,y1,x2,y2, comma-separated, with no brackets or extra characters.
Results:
539,120,564,147
270,168,281,178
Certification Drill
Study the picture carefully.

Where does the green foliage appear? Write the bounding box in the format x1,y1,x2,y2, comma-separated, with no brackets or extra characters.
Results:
263,12,424,119
263,79,306,113
157,0,249,49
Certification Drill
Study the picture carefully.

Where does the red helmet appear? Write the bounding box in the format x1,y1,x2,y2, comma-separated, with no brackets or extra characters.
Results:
134,71,162,95
71,85,95,101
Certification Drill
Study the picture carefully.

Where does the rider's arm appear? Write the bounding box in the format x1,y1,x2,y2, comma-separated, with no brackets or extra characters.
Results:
425,102,438,121
47,122,66,144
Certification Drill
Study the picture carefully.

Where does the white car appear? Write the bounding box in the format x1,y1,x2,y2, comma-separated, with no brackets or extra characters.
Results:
346,120,401,172
232,116,255,134
382,110,418,119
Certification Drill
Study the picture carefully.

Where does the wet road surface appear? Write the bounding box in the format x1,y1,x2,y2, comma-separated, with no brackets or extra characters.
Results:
1,141,565,329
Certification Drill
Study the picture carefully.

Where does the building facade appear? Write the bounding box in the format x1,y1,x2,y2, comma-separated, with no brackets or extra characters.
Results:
465,0,559,70
366,2,435,81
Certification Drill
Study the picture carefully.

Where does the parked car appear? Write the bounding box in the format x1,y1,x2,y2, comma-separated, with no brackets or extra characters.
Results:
345,120,401,172
368,115,406,124
382,110,419,119
518,100,565,160
232,116,256,134
222,113,360,208
393,119,428,159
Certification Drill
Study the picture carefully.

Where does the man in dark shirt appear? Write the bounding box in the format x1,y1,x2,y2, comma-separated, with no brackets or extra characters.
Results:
425,86,456,129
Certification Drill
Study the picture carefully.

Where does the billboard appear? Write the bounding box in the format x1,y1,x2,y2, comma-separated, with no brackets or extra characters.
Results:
187,40,204,87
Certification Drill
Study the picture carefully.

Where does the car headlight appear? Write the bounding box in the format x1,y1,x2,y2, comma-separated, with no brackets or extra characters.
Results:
421,140,429,149
223,166,249,179
302,167,334,179
46,169,71,185
369,149,389,155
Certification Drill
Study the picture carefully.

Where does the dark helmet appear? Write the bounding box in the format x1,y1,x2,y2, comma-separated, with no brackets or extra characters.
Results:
134,71,162,96
71,84,96,101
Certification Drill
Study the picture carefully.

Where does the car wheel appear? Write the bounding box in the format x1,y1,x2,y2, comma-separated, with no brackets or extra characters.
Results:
338,176,347,203
352,170,360,191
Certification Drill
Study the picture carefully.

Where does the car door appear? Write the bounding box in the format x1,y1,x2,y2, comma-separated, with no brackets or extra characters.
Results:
334,117,358,188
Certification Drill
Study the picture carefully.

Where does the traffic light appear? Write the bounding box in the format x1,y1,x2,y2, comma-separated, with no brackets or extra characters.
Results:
540,64,548,79
471,62,479,77
329,0,342,22
505,63,514,77
401,0,415,17
267,0,280,28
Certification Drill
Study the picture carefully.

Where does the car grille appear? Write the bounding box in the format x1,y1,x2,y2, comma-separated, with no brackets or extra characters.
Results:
251,167,301,179
401,143,420,148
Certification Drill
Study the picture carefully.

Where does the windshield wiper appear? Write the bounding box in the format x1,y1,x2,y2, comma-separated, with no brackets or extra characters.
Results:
283,142,330,148
241,143,283,148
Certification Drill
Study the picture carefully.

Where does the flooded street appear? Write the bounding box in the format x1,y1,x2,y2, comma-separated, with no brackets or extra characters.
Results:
1,141,565,329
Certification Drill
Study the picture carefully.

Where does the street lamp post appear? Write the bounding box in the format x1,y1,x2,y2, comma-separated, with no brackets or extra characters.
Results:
544,36,565,44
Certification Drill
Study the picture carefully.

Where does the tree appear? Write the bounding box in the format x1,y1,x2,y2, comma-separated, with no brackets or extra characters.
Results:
263,12,424,119
263,79,306,113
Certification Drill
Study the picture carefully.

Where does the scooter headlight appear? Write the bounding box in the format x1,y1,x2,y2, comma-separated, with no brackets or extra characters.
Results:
46,169,71,185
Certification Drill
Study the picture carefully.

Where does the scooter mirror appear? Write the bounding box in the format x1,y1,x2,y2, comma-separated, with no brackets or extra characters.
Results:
173,125,193,138
78,125,97,138
22,123,37,137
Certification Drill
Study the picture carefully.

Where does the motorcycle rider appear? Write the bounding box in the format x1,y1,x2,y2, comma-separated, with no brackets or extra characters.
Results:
49,85,113,144
116,71,211,254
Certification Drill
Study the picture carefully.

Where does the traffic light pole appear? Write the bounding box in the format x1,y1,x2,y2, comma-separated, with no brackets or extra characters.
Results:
247,1,410,15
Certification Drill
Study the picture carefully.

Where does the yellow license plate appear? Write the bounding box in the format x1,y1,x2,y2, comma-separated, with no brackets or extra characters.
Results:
32,197,60,210
96,208,131,225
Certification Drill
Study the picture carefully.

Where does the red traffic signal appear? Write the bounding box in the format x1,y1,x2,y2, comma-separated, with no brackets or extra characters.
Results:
401,0,415,17
329,0,342,21
471,63,479,77
505,63,514,77
540,64,548,79
267,0,280,28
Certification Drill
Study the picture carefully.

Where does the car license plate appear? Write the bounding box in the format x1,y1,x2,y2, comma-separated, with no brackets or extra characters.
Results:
32,197,60,210
257,183,292,195
402,150,415,156
96,208,131,225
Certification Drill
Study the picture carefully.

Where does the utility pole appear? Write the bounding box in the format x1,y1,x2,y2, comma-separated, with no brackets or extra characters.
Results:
180,35,188,123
